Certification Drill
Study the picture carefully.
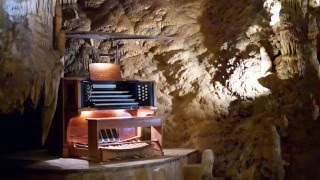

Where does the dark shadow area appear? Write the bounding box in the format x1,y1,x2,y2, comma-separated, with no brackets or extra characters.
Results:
212,73,320,179
0,98,43,154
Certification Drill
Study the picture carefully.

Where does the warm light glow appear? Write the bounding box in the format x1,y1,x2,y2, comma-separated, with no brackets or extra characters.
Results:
89,63,121,80
106,109,125,117
137,127,142,137
80,111,93,117
80,109,130,117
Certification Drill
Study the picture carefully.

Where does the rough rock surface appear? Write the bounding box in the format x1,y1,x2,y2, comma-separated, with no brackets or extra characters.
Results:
1,0,319,179
61,0,320,179
61,0,285,178
0,0,63,149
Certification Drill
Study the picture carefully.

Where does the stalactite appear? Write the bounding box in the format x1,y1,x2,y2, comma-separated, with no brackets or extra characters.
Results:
0,0,64,146
41,62,63,144
275,0,312,78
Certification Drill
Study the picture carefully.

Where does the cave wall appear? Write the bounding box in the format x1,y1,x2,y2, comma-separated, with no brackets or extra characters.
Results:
0,0,319,179
62,0,320,179
63,0,276,147
0,0,63,151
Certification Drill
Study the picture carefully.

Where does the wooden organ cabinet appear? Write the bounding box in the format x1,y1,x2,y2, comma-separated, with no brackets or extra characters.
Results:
60,78,163,161
55,31,171,161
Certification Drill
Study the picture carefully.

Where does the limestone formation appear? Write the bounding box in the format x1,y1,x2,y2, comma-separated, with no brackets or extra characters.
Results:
1,0,320,179
276,0,319,79
61,0,284,178
260,46,273,76
0,0,63,145
60,0,320,178
201,149,214,180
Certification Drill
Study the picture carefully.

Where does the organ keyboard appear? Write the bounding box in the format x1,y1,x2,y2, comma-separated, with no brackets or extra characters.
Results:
58,77,163,161
81,80,155,109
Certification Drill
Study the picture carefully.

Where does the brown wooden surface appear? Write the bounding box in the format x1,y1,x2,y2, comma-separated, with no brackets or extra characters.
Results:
59,78,163,161
152,81,157,107
151,126,163,146
67,110,141,143
101,145,155,161
85,116,163,161
119,127,138,140
88,120,100,161
69,145,88,157
62,79,81,157
86,116,162,129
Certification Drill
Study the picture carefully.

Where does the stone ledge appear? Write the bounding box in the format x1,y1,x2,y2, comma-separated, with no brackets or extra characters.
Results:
0,148,199,180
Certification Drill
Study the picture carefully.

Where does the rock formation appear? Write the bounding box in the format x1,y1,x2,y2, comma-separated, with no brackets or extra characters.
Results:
61,0,281,178
61,0,320,178
1,0,320,179
0,0,63,149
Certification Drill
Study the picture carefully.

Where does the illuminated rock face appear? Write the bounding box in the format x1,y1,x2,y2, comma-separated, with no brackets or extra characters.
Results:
63,0,275,143
62,0,285,178
0,0,62,147
62,0,320,178
0,0,319,179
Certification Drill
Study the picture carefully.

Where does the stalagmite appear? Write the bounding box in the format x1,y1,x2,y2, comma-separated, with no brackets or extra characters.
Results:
201,149,214,180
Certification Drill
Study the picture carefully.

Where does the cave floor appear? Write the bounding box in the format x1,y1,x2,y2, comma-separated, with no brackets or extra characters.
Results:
0,148,198,179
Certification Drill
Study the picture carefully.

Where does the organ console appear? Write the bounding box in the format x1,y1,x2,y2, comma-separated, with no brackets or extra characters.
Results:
59,77,163,161
55,32,171,161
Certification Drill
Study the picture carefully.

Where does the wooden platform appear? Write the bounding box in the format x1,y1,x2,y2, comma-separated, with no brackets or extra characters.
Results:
0,148,199,180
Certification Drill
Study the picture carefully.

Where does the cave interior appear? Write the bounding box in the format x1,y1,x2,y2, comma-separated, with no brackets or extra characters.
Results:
1,0,320,179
